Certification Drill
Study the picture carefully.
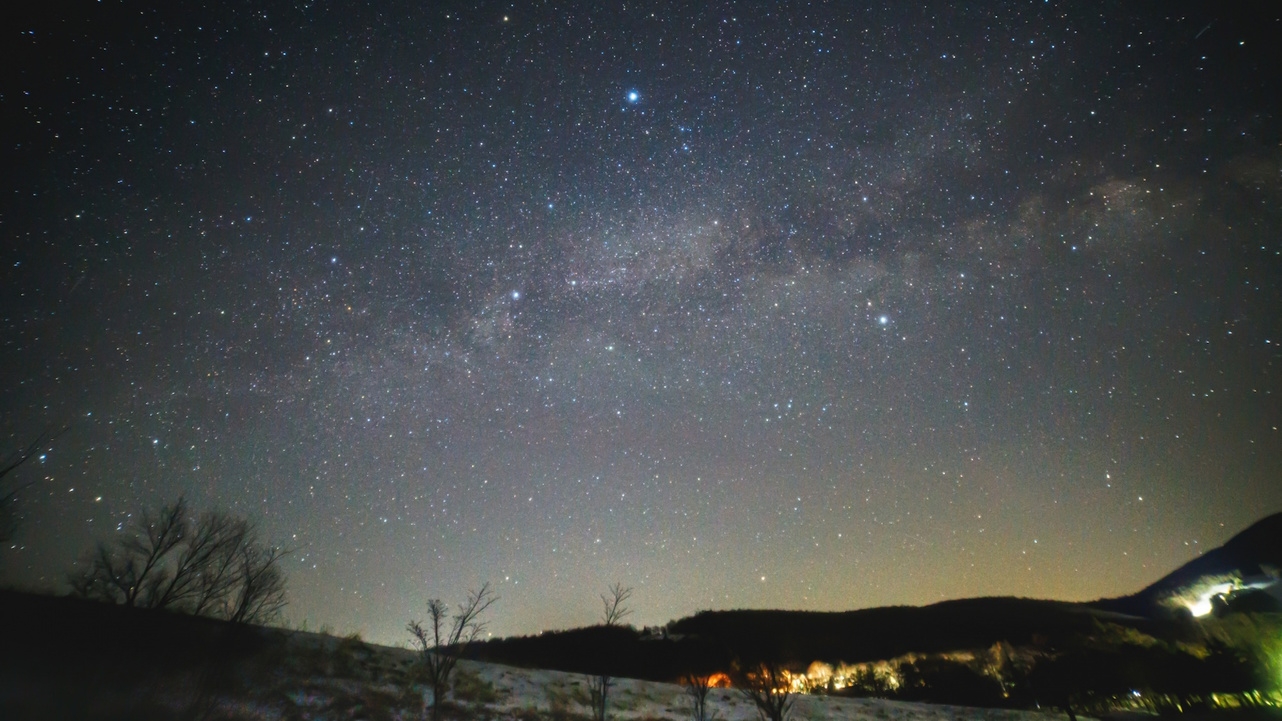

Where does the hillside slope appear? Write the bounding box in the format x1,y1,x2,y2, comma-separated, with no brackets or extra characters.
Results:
1093,512,1282,617
0,588,1075,721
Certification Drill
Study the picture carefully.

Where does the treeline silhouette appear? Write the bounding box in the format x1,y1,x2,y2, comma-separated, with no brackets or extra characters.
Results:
465,597,1111,681
465,598,1282,714
466,623,719,680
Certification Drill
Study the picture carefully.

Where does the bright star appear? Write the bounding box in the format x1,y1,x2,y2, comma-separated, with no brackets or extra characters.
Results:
627,91,639,103
878,315,889,325
511,290,521,300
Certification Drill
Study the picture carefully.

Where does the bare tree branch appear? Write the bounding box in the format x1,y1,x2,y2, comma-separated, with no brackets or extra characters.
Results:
586,583,634,721
68,541,133,603
0,428,65,544
601,582,633,627
153,512,251,612
68,497,290,625
123,498,189,606
189,515,253,616
407,583,498,721
683,673,722,721
0,428,62,479
69,497,189,607
733,660,794,721
587,673,614,721
225,542,289,624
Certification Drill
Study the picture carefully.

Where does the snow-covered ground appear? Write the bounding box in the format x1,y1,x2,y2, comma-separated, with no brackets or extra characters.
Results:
90,629,1075,721
454,659,1067,721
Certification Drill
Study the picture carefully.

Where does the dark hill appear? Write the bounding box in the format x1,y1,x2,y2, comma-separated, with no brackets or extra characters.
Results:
0,588,271,717
465,623,718,681
473,513,1282,678
467,597,1150,681
666,596,1130,663
1093,511,1282,617
0,588,424,718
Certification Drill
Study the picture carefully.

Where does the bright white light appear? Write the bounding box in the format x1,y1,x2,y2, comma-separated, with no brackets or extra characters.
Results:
1186,582,1235,617
511,290,521,300
878,315,889,325
627,91,639,103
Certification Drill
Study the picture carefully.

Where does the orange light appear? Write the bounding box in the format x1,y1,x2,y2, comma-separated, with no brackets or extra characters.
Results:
706,673,732,688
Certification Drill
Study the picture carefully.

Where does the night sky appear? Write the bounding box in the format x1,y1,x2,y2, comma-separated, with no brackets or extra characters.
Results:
2,1,1281,646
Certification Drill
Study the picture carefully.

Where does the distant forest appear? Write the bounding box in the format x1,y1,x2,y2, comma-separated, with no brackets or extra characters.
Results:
466,597,1282,716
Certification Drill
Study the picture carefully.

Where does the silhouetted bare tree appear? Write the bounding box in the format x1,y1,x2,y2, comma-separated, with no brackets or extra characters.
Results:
0,430,61,544
587,582,633,721
683,673,722,721
732,660,794,721
601,582,633,626
167,512,251,615
70,497,189,606
68,496,289,623
407,583,498,721
587,673,613,721
225,542,289,624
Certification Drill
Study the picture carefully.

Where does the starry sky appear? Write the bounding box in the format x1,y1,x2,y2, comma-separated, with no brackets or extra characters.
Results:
2,1,1281,646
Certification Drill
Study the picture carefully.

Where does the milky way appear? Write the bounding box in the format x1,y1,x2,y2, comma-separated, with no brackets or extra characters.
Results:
2,2,1280,644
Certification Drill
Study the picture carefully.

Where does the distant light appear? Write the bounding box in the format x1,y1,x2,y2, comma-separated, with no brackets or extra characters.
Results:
627,91,639,103
1186,582,1236,617
511,290,521,300
878,315,889,325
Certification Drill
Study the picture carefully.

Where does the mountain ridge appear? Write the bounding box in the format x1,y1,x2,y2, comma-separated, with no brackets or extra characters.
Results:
468,511,1282,678
1092,511,1282,617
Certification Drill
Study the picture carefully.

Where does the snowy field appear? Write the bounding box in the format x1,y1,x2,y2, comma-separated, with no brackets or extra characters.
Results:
452,659,1070,721
4,618,1082,721
250,632,1075,721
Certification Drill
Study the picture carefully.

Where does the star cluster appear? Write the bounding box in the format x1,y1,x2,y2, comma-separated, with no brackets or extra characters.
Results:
2,2,1280,644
